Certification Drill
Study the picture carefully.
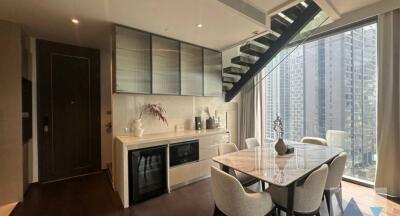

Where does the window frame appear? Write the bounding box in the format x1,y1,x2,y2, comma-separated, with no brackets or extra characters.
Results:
260,17,379,187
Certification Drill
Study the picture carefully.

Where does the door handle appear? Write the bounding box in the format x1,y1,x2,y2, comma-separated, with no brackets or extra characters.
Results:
44,125,49,133
43,116,49,134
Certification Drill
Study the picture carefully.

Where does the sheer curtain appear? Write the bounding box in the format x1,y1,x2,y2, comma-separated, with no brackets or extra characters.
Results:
375,9,400,197
238,78,261,150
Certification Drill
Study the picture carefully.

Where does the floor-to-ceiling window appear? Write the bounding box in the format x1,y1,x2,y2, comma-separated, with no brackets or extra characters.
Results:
261,22,377,183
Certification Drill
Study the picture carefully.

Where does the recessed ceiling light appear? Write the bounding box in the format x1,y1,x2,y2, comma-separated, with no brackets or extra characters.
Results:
197,24,203,28
71,18,79,24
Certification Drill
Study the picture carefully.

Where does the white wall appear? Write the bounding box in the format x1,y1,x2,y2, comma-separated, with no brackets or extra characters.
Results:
28,38,38,183
100,49,113,170
112,94,232,136
0,20,23,205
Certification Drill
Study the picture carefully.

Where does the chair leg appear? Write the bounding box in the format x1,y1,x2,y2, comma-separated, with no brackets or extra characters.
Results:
335,187,344,213
213,204,222,216
267,207,277,216
262,181,266,191
324,190,333,216
276,208,281,216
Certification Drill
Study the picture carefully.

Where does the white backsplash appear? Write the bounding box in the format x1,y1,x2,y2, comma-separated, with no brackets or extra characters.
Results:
112,94,230,136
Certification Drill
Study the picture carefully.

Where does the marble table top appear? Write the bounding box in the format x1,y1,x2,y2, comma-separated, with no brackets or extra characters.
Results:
212,142,344,187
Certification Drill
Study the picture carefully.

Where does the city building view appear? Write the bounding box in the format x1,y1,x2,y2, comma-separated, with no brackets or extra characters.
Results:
262,23,377,183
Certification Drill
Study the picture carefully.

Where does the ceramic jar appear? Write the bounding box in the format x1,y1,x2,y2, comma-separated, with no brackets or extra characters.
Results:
133,119,144,137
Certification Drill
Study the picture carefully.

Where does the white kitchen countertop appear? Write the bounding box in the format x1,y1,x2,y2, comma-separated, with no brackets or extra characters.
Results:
115,128,229,150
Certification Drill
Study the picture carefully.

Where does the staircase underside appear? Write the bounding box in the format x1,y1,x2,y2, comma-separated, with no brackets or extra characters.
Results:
224,0,321,102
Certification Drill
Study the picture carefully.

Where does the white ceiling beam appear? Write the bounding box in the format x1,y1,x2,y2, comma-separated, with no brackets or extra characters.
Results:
267,0,304,17
314,0,340,20
218,0,270,29
307,0,400,37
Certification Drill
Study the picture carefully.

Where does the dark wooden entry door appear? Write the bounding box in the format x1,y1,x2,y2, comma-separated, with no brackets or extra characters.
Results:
37,40,101,182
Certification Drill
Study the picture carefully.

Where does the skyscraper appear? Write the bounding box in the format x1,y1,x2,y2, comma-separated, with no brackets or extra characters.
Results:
263,23,377,182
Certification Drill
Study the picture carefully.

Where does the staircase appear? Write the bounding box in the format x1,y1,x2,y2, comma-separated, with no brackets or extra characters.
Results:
223,0,321,102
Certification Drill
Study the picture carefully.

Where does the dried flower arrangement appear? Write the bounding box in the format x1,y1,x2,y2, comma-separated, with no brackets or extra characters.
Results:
272,115,284,139
139,104,168,126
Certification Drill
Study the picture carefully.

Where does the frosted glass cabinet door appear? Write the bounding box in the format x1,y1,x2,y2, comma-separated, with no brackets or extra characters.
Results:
115,26,151,93
203,49,222,96
180,43,203,96
152,36,180,95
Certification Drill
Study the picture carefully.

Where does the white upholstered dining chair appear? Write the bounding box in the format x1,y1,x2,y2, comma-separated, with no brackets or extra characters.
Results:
324,152,347,216
268,164,329,216
217,143,259,187
244,138,268,190
211,166,275,216
218,143,239,155
300,137,327,146
245,138,260,149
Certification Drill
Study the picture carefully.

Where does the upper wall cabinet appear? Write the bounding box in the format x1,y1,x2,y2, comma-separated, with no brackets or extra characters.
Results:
115,26,151,94
113,25,222,96
152,36,180,95
203,49,222,96
180,43,203,96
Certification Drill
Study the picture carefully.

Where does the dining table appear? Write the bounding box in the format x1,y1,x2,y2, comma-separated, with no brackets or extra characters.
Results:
212,141,344,215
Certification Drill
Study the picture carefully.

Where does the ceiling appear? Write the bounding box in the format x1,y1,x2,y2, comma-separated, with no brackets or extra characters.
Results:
0,0,384,51
0,0,274,51
325,0,382,14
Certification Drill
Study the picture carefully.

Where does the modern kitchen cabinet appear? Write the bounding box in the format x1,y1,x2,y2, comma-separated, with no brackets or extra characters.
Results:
203,49,222,96
180,43,203,96
115,26,151,93
152,35,180,95
113,129,230,208
113,25,221,96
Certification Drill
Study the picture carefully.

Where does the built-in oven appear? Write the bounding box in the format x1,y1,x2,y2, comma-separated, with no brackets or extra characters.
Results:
169,140,199,167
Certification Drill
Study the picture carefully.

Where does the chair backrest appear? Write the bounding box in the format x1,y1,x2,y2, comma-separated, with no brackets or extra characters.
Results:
245,138,260,149
325,152,347,189
300,137,327,146
295,164,329,213
211,166,247,216
326,130,348,148
218,143,238,156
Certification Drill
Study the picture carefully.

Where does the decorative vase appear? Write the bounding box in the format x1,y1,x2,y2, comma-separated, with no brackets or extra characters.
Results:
133,118,144,137
275,138,287,155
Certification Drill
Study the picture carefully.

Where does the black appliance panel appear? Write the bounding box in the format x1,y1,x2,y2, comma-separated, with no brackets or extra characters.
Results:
169,140,199,167
128,145,167,204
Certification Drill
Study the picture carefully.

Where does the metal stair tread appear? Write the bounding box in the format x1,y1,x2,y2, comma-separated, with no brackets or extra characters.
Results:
231,56,256,66
240,44,267,57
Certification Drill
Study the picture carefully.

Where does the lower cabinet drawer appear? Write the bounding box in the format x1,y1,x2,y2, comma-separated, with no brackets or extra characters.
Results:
169,159,214,188
198,133,228,160
199,144,218,160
